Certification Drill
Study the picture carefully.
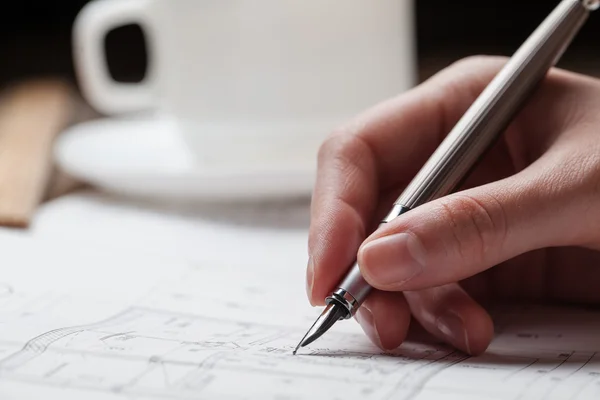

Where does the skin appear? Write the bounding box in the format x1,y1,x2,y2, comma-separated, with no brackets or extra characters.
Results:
306,55,600,355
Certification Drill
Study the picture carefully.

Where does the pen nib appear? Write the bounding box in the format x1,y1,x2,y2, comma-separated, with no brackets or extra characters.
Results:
292,302,348,355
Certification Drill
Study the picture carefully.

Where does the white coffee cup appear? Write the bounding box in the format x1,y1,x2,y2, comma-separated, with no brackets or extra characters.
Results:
73,0,416,169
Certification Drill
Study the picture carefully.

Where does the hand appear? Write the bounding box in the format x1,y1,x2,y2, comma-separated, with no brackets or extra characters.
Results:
306,56,600,355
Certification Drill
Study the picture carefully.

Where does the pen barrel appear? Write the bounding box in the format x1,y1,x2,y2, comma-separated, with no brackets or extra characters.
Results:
396,0,590,209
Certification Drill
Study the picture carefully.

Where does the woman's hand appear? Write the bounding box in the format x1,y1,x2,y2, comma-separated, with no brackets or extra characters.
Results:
306,55,600,355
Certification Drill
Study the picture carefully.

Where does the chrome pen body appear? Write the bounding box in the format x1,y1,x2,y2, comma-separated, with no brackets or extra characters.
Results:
294,0,597,353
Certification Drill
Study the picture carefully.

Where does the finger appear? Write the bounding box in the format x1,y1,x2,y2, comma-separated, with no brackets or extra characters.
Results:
307,56,509,305
357,142,598,292
404,284,494,355
354,290,412,351
354,63,600,292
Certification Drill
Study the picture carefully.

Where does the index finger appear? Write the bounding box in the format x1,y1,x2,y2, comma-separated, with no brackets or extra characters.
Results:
307,56,507,305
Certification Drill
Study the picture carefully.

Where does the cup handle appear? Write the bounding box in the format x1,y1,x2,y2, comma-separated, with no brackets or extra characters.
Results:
72,0,159,115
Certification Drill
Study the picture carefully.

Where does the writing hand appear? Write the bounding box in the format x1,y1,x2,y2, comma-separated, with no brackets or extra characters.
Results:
307,56,600,355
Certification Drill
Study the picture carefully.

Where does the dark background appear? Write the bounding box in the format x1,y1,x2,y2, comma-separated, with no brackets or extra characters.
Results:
0,0,598,90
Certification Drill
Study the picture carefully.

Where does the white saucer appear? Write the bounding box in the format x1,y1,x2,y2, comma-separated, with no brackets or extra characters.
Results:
54,116,317,201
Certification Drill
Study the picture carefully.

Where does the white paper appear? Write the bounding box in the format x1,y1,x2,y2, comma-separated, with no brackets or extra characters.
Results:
0,193,599,399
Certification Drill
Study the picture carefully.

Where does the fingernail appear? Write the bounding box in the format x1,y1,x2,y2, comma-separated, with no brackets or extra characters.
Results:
355,306,383,349
360,233,426,287
437,311,471,354
306,257,315,302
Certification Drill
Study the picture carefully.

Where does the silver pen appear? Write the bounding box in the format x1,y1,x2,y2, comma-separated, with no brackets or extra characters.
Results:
294,0,598,354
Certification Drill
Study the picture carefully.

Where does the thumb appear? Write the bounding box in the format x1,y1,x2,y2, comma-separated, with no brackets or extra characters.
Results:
356,165,586,291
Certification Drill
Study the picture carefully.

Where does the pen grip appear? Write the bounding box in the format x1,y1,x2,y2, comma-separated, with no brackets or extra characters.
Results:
396,0,589,209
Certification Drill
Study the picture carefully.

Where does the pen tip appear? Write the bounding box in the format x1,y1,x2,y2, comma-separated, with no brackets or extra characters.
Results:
292,341,302,355
292,302,349,355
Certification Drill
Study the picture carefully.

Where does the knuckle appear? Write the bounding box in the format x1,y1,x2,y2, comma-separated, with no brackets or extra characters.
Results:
316,132,342,165
436,193,507,263
575,151,600,192
555,149,600,233
545,147,600,198
315,129,377,225
317,122,364,160
319,130,375,181
532,147,600,245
